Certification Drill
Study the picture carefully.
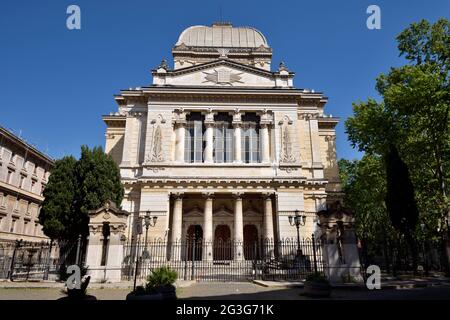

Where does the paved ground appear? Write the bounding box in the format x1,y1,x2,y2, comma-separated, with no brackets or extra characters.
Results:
0,282,450,300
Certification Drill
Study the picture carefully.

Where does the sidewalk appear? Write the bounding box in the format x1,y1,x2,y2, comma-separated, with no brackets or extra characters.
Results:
1,277,449,290
0,279,196,289
253,276,450,290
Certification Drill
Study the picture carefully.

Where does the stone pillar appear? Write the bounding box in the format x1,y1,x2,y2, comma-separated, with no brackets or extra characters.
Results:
260,123,270,163
232,110,242,163
85,201,129,283
203,193,214,261
263,193,274,240
171,193,183,260
175,123,186,162
121,112,136,166
317,202,364,284
204,122,214,163
263,193,275,258
233,193,244,261
306,113,323,178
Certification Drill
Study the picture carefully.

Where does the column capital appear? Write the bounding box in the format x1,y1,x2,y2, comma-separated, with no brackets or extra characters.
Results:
202,108,217,121
232,192,244,200
173,108,188,124
172,192,184,200
202,192,215,200
262,192,275,200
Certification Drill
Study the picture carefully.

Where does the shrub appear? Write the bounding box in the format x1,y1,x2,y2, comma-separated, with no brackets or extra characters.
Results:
145,266,178,292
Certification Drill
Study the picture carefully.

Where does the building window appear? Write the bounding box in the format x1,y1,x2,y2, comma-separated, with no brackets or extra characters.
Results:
23,221,28,234
20,175,26,189
184,112,205,163
241,113,260,163
31,180,36,193
34,223,39,236
213,113,234,163
10,219,16,233
40,183,46,196
7,170,13,184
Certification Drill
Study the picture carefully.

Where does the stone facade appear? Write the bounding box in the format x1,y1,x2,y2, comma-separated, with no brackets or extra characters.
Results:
103,23,342,250
0,127,53,243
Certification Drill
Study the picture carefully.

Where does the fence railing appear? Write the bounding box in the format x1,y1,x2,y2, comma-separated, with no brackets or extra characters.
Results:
0,237,85,281
121,237,325,282
359,237,447,277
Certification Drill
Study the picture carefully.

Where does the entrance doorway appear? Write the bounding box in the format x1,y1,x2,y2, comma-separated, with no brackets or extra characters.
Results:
214,224,232,260
186,225,203,261
244,224,259,260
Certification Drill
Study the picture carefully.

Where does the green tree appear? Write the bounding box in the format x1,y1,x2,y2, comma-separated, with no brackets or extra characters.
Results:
384,145,420,269
338,156,393,265
39,156,77,240
345,18,450,272
39,146,124,240
73,145,124,236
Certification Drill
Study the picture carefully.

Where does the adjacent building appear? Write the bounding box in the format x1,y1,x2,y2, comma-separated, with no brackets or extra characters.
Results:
103,23,342,256
0,127,53,243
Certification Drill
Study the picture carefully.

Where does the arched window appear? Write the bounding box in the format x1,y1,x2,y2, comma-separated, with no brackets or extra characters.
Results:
184,112,205,163
241,113,260,163
213,113,234,163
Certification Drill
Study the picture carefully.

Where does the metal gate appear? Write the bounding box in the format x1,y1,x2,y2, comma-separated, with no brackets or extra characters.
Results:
121,237,324,282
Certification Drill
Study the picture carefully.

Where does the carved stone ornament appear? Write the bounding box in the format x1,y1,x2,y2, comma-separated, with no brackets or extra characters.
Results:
203,68,244,85
280,124,296,163
150,125,164,162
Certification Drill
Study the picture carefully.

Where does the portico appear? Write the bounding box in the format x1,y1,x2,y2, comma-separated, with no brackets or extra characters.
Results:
169,191,275,261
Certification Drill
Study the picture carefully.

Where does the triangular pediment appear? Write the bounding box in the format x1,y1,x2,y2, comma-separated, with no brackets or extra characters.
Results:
157,59,277,87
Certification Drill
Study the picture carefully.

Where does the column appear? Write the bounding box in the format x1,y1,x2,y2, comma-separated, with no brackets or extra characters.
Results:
260,123,270,163
232,111,242,163
204,122,214,163
175,122,185,162
307,114,323,178
203,193,214,261
171,193,183,260
263,193,275,258
233,193,244,261
121,112,135,166
263,193,274,240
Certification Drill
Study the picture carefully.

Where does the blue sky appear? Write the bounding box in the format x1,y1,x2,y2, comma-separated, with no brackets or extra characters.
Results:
1,0,448,160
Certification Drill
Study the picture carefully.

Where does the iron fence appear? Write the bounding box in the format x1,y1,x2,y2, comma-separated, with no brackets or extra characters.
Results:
359,236,447,277
0,237,86,281
121,236,325,282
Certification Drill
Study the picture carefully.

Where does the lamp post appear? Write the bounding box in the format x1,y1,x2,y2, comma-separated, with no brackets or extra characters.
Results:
142,211,158,259
288,210,306,257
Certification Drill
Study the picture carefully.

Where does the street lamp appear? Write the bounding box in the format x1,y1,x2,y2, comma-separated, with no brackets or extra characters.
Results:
288,210,306,257
142,211,158,259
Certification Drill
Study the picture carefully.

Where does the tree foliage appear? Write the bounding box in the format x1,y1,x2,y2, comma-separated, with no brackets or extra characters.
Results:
345,18,449,229
344,18,449,268
39,146,124,240
39,156,77,240
384,145,419,239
